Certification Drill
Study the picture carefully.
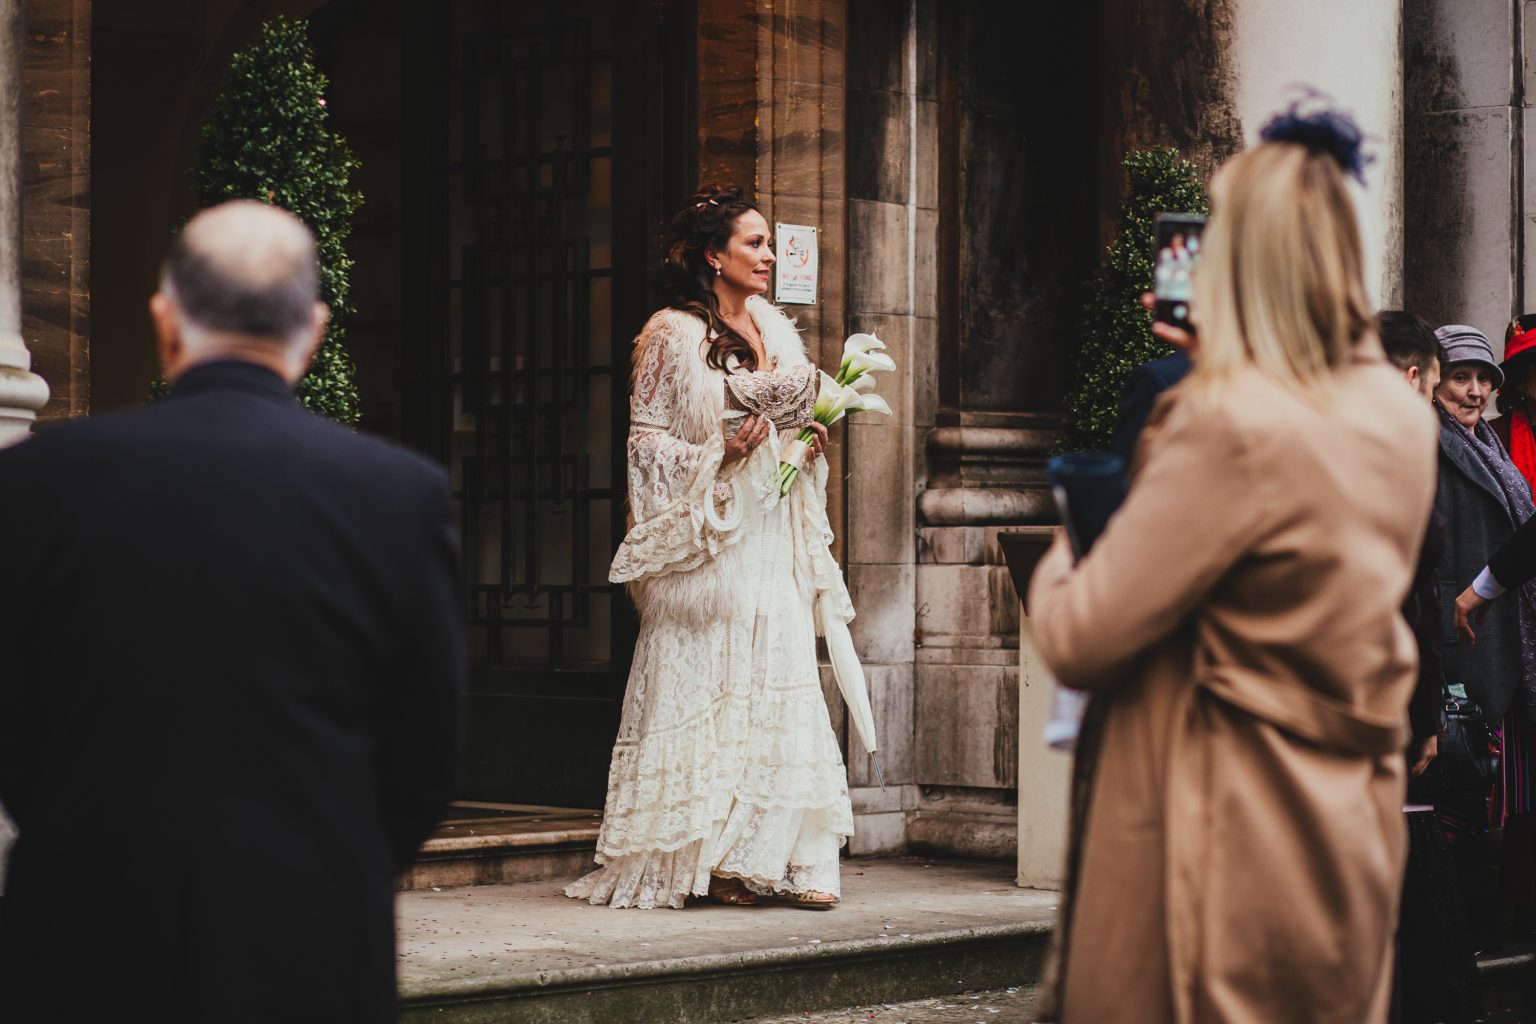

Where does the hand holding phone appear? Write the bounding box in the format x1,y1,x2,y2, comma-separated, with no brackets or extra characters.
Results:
1152,212,1206,335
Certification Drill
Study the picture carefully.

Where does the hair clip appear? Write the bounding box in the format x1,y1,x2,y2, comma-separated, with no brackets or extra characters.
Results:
708,198,719,206
1259,93,1373,184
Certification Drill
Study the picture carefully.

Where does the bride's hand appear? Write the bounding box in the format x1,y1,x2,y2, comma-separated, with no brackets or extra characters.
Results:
723,414,771,466
808,422,828,461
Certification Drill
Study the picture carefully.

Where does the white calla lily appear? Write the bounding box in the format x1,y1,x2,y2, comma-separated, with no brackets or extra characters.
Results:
843,332,886,357
844,349,897,378
847,373,878,393
850,392,893,416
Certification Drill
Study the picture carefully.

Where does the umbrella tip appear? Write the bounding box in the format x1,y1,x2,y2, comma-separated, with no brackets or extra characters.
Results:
871,752,888,791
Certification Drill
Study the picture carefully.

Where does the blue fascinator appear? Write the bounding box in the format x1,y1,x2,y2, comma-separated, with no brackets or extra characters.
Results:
1259,95,1372,184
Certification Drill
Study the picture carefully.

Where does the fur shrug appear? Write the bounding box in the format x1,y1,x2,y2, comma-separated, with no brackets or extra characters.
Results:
611,296,840,627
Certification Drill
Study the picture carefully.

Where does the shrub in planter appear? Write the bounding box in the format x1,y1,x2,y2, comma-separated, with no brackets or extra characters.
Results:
1059,148,1208,453
176,15,364,424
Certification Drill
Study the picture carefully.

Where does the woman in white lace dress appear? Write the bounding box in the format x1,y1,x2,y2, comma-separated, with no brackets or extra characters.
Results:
564,185,855,909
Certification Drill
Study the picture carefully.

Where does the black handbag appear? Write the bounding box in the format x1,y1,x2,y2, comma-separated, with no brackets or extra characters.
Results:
1417,689,1498,826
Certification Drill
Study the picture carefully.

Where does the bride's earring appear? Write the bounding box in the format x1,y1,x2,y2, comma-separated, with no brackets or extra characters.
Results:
713,264,722,276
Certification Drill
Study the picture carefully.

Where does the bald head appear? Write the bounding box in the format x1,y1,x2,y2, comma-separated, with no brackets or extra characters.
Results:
152,201,328,384
162,201,321,342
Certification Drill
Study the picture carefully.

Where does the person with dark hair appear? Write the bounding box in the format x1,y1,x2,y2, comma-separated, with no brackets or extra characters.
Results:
0,201,463,1021
1379,311,1481,1024
1378,310,1445,773
565,185,853,909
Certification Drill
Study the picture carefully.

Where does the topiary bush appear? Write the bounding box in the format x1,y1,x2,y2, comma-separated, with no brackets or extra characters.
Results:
185,15,364,424
1058,148,1208,453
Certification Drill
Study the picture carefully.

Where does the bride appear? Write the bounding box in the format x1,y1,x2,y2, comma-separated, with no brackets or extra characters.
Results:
564,184,855,909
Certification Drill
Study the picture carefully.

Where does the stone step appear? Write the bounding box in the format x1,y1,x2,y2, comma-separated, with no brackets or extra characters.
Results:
396,857,1055,1024
398,804,601,892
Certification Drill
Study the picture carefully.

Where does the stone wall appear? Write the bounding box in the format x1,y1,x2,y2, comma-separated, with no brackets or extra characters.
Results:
1233,0,1404,306
909,0,1100,861
22,0,88,420
1405,0,1527,337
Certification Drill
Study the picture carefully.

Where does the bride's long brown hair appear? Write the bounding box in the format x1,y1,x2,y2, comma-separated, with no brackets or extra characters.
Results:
657,184,762,372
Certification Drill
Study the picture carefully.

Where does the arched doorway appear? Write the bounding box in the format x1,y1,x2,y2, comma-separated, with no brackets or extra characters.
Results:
92,0,696,808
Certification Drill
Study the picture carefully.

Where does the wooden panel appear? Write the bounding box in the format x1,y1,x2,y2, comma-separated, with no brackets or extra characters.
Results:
22,0,89,419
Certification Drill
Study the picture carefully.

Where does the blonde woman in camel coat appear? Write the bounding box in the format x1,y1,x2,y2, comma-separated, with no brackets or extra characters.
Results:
1028,124,1438,1022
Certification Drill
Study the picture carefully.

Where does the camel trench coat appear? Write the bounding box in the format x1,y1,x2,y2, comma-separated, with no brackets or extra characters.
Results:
1029,360,1438,1024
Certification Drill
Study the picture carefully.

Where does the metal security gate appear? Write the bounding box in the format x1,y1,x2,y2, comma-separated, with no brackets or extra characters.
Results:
408,0,694,806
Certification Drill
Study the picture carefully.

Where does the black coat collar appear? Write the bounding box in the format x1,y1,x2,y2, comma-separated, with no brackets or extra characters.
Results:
168,360,295,405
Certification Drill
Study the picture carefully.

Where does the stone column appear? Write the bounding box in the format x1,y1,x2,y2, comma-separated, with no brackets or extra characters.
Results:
0,0,49,447
1405,0,1527,336
1232,0,1404,307
0,0,46,891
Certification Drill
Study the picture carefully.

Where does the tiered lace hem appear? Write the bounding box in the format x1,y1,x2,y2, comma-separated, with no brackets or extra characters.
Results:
564,800,849,910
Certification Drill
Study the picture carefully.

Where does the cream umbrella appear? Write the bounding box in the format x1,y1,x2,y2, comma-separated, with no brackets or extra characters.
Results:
817,597,886,789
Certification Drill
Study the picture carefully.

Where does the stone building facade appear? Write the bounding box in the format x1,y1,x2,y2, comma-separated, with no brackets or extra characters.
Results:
0,0,1524,873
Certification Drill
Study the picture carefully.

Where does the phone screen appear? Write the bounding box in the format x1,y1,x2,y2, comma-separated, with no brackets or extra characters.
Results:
1152,213,1206,334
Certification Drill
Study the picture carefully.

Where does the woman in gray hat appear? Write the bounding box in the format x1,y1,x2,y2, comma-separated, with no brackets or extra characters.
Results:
1432,324,1536,851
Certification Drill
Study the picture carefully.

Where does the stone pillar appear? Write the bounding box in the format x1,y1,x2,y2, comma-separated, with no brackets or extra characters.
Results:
0,0,47,892
1405,0,1526,338
1232,0,1404,307
0,0,49,446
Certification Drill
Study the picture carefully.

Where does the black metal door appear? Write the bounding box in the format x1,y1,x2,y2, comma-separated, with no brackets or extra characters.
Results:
407,0,694,806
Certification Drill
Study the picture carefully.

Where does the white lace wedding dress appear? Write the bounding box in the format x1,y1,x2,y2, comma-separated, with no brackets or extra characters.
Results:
564,299,855,909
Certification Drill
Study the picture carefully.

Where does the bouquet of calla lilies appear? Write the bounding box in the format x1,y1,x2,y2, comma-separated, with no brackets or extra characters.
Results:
778,333,896,494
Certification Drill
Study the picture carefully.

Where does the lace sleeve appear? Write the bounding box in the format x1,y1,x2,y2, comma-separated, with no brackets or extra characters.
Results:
610,322,745,584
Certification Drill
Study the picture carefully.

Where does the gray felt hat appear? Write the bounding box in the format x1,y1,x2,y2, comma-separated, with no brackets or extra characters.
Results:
1435,324,1505,389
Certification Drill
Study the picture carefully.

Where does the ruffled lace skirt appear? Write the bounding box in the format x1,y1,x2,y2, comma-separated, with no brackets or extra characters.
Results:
566,501,853,909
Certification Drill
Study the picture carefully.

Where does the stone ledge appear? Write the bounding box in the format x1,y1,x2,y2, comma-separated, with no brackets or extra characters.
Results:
399,819,601,892
397,858,1054,1023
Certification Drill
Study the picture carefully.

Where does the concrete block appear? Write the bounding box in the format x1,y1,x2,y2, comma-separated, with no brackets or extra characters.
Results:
767,2,846,90
1016,618,1070,891
916,563,1017,641
846,0,906,94
917,99,939,210
848,562,916,663
910,315,939,432
1404,0,1514,113
848,810,907,856
919,526,988,566
914,207,938,319
848,198,912,316
1403,107,1515,341
767,81,846,201
914,663,1019,789
850,783,916,815
847,662,915,788
848,421,916,565
1524,107,1536,312
907,809,1017,861
848,87,910,204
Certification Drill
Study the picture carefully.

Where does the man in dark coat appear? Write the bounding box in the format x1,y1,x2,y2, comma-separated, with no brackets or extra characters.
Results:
0,201,464,1022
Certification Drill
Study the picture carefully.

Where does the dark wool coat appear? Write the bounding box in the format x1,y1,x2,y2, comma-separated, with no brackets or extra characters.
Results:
1436,421,1533,725
0,361,464,1023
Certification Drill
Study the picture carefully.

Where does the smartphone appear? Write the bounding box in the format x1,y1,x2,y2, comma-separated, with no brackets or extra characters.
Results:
1152,212,1206,334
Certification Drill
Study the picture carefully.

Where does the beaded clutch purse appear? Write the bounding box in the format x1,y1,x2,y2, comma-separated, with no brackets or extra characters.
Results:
722,364,817,432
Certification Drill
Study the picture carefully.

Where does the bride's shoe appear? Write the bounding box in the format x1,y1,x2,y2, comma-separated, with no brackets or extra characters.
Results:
788,890,839,909
706,876,762,906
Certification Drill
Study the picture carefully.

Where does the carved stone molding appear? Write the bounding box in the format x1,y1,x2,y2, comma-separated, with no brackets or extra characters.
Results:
918,424,1056,526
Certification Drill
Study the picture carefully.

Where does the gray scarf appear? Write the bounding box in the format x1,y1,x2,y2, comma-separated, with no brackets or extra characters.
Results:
1438,402,1536,717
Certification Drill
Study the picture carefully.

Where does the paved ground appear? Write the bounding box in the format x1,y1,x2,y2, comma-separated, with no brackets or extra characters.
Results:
396,857,1058,997
741,988,1041,1023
